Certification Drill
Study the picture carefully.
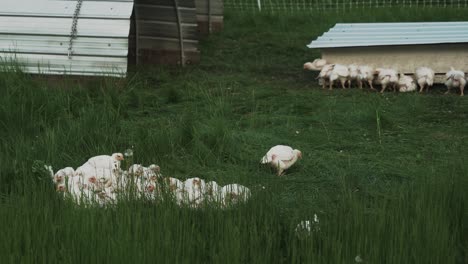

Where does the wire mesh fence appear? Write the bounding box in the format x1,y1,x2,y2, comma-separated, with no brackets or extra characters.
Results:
224,0,468,12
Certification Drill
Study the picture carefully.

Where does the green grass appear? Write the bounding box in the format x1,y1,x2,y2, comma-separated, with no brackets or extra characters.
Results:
0,8,467,263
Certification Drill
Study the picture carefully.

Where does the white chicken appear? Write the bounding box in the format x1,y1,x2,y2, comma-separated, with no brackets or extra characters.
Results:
109,169,130,192
164,177,184,191
398,74,417,92
445,67,466,96
65,175,96,205
183,177,206,208
220,184,251,207
128,164,144,177
328,64,349,90
74,153,123,189
163,177,185,205
55,182,67,193
347,64,359,89
303,58,327,71
317,64,334,89
96,187,117,205
357,65,376,91
134,177,158,199
74,165,112,191
376,68,398,93
67,175,82,195
142,165,161,181
85,153,124,172
205,181,222,203
415,67,435,93
261,145,302,176
52,167,74,184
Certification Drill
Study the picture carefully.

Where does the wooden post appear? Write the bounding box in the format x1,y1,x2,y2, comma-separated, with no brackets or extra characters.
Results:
173,0,186,66
134,6,140,65
208,0,212,33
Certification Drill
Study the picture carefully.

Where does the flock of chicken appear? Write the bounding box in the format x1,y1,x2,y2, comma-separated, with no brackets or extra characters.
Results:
48,153,251,208
303,59,467,96
48,145,302,207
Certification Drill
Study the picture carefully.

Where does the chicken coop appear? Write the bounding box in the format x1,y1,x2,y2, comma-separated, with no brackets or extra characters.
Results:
0,0,224,77
307,22,468,83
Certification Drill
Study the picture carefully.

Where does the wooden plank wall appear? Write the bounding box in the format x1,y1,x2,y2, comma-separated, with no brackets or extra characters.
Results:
195,0,223,35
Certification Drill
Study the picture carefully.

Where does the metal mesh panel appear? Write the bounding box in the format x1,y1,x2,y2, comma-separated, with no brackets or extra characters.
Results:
225,0,468,12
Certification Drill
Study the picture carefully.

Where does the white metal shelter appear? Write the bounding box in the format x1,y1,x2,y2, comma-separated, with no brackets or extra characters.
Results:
307,22,468,80
0,0,134,77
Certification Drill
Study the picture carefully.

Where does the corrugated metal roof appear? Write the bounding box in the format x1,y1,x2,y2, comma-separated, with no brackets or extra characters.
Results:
0,0,133,77
307,22,468,49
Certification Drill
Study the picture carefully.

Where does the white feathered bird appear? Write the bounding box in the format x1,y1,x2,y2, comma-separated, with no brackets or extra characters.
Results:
128,164,144,177
317,64,334,89
56,182,67,192
75,153,124,188
376,68,398,93
398,74,417,92
415,67,435,93
163,177,185,205
205,181,222,203
143,164,161,181
445,67,466,96
261,145,302,176
303,58,327,71
357,65,376,90
183,177,206,207
85,153,124,172
329,64,349,90
53,167,74,184
220,184,251,207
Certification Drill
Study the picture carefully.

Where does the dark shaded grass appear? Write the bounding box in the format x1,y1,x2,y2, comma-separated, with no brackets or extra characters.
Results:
0,7,467,263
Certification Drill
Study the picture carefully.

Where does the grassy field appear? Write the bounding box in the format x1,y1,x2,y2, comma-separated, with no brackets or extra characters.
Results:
0,7,467,263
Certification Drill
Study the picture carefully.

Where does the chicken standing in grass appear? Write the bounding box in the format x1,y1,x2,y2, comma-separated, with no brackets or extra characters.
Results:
357,65,376,91
220,184,251,207
261,145,302,176
445,67,466,96
376,68,398,93
317,64,334,89
398,74,417,92
329,64,349,90
347,64,359,89
415,67,435,93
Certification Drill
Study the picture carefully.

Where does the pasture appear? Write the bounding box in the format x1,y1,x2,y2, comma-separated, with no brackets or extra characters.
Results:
0,7,467,263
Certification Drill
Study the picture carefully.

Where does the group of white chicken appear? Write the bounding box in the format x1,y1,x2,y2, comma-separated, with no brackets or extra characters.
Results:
304,59,466,96
48,145,304,207
49,153,251,208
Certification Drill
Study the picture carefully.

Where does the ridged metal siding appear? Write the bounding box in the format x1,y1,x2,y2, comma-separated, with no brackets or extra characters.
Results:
307,22,468,48
0,1,133,77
